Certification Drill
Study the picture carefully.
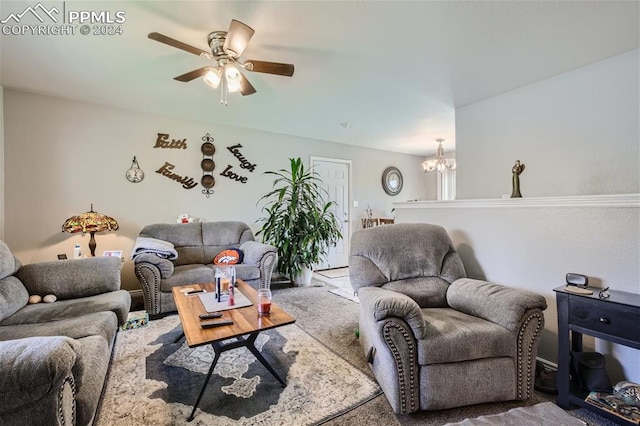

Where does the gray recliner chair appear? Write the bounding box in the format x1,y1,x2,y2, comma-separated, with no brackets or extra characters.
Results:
350,223,547,413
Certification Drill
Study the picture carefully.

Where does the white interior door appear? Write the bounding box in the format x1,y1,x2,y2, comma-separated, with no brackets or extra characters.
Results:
311,157,350,269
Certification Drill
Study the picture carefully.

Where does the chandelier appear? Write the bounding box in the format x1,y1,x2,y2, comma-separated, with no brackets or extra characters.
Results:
422,138,456,173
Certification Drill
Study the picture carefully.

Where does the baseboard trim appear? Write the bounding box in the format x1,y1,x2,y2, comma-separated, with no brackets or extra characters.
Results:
537,356,558,371
128,289,143,298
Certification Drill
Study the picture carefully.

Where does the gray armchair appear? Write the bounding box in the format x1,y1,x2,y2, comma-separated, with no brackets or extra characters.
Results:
350,223,547,413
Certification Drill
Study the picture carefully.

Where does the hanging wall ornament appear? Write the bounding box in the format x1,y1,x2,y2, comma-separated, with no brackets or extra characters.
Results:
201,133,216,197
126,156,145,183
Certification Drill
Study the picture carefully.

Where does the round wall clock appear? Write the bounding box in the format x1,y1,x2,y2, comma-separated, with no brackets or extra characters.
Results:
382,166,403,196
126,156,144,183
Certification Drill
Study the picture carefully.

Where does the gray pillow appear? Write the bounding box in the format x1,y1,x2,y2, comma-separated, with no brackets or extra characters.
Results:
0,276,29,321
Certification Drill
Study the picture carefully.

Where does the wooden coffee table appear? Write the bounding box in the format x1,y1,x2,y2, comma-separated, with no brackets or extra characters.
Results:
172,280,295,421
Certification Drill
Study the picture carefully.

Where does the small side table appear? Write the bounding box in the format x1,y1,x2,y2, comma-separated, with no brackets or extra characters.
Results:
554,286,640,425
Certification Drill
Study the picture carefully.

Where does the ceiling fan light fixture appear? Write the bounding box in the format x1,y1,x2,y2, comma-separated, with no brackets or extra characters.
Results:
203,67,221,89
225,65,242,93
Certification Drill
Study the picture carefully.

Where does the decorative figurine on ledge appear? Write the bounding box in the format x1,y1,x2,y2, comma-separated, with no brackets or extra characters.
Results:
511,160,525,198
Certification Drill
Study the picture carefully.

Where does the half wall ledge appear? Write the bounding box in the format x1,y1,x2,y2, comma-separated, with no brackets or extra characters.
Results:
393,193,640,210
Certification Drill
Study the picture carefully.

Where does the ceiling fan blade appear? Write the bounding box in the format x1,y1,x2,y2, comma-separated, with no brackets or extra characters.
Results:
223,19,255,57
238,72,257,96
174,67,210,82
148,32,210,57
244,60,295,77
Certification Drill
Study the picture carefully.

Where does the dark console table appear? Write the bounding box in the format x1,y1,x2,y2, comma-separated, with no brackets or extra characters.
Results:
554,286,640,425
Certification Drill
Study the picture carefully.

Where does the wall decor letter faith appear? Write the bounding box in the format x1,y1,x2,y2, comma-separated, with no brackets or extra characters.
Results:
154,133,188,149
155,162,197,189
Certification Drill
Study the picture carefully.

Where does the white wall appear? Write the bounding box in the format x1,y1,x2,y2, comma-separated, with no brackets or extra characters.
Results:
395,50,640,382
456,49,639,199
395,201,639,382
3,89,427,290
0,87,4,241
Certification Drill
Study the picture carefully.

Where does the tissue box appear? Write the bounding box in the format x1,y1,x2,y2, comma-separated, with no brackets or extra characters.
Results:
121,311,149,331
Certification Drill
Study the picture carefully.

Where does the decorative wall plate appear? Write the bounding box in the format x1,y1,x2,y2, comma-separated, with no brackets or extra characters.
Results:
201,174,215,188
382,166,403,196
201,159,215,172
201,142,215,156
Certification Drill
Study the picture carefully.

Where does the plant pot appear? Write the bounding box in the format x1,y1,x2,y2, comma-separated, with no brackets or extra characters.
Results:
292,266,313,286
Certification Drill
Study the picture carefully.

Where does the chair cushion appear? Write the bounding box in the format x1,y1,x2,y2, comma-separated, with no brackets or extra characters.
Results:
160,264,214,291
417,308,515,365
381,277,449,308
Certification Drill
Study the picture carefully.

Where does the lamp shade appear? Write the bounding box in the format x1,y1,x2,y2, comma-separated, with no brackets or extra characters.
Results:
62,204,118,256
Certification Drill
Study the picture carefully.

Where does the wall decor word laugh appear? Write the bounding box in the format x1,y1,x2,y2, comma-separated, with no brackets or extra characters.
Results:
156,162,197,189
154,133,187,149
226,144,257,172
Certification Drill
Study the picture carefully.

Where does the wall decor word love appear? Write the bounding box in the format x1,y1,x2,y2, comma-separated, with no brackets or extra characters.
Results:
220,164,248,183
227,144,257,172
154,133,187,149
156,162,197,189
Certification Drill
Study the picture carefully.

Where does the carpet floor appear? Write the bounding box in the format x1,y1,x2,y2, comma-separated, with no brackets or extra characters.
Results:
270,284,617,426
99,282,616,425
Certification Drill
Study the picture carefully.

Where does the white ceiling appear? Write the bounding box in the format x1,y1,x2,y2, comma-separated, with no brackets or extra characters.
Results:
1,1,638,156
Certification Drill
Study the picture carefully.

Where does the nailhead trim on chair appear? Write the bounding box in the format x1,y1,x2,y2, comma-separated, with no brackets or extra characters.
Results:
58,374,76,426
516,311,544,400
383,321,417,413
259,251,277,290
135,264,160,315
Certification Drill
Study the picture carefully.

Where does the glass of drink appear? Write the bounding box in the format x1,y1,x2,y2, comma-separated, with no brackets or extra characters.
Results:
256,289,272,316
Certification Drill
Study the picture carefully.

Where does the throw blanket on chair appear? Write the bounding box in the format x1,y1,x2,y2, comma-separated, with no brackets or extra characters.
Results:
131,237,178,261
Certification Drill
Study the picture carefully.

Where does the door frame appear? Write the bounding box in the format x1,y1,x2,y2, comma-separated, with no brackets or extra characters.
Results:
309,156,353,269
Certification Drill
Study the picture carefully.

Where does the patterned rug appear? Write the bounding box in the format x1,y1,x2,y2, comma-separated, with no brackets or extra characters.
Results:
96,315,380,425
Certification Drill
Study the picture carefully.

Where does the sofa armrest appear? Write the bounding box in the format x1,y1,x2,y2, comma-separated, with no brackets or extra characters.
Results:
0,336,77,424
240,240,278,289
133,253,174,279
134,262,163,316
359,287,426,339
358,287,423,413
15,257,122,300
447,278,547,331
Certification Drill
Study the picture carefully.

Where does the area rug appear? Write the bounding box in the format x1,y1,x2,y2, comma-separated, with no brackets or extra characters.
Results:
96,315,380,425
316,267,349,279
328,287,359,303
443,401,586,426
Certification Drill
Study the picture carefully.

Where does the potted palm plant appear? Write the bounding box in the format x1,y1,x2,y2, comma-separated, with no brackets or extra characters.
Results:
257,157,343,286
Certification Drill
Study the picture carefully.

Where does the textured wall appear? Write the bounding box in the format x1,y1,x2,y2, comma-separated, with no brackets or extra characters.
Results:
3,90,427,290
455,49,639,199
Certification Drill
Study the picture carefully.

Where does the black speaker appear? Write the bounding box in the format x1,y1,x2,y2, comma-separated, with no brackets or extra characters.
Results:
566,273,589,288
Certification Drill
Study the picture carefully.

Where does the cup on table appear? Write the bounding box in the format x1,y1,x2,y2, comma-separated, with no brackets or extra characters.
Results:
215,266,235,293
256,288,272,316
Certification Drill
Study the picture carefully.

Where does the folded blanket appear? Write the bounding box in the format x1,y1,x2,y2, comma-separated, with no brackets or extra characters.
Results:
131,237,178,261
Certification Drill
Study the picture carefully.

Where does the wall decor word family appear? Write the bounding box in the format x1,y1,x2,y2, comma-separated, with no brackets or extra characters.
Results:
156,162,197,189
154,133,188,149
219,143,256,184
201,133,216,198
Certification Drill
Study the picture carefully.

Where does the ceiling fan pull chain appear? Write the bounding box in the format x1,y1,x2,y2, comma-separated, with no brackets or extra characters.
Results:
220,73,228,106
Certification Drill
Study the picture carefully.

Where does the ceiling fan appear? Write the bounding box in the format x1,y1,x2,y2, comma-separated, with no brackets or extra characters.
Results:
148,19,295,105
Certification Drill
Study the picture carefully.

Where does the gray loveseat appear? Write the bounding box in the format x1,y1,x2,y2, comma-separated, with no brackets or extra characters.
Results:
134,221,277,317
0,240,131,425
350,223,547,413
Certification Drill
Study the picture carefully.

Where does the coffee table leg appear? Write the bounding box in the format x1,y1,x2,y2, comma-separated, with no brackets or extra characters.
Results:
245,333,287,387
188,347,221,422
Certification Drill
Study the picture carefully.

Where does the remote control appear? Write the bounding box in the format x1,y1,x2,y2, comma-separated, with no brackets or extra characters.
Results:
199,312,223,319
200,320,233,329
186,289,205,295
